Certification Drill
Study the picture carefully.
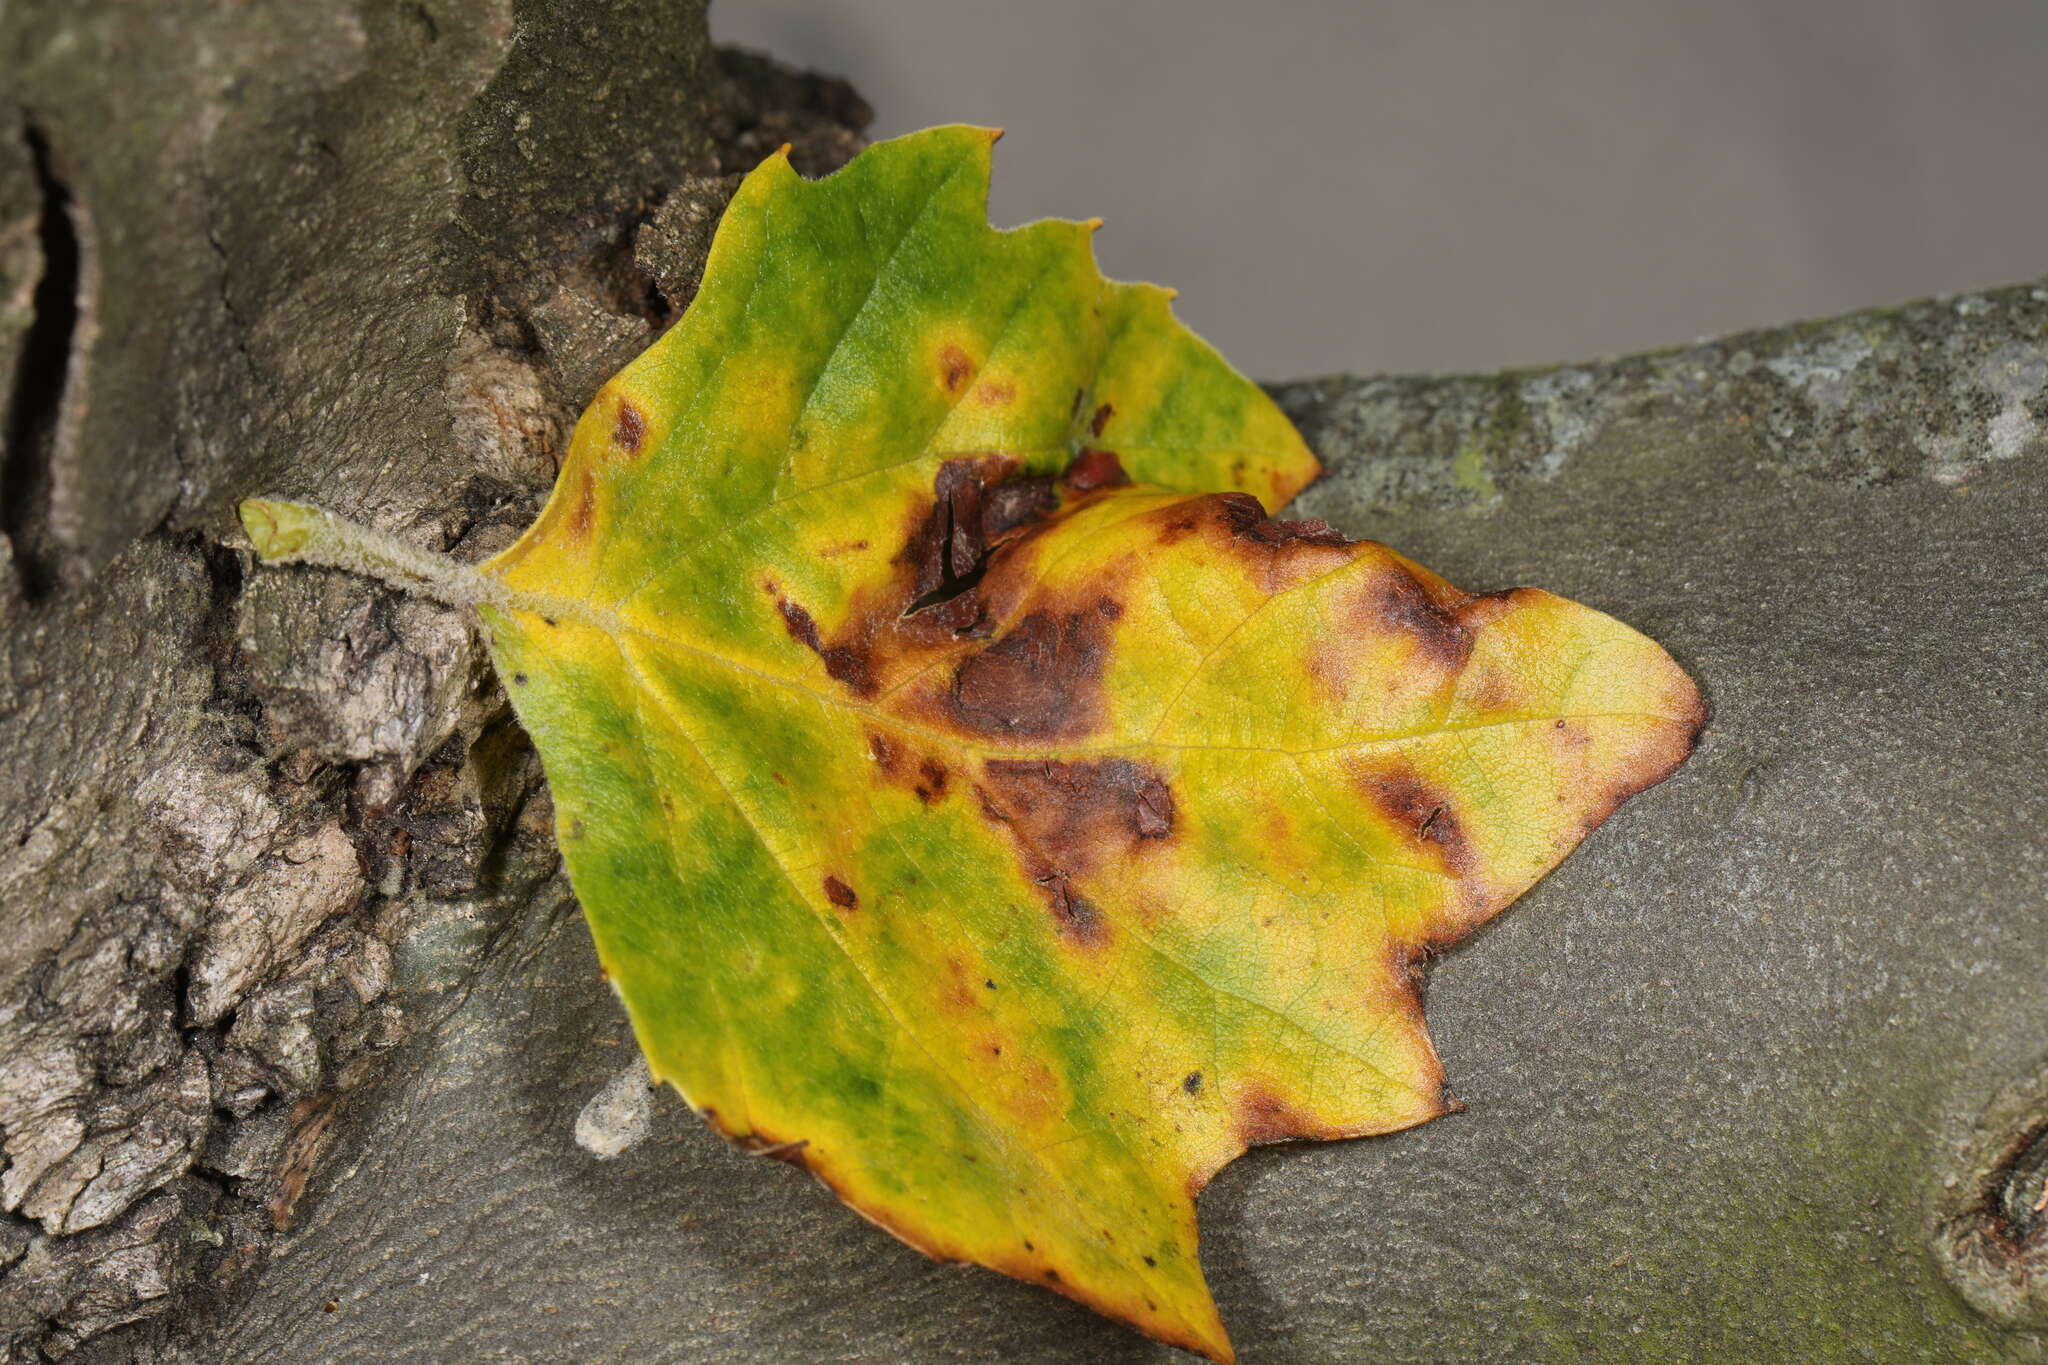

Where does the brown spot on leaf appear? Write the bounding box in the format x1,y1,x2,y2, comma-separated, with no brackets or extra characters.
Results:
1065,447,1129,493
614,399,646,455
775,596,878,697
947,611,1112,740
939,343,974,393
980,757,1179,872
898,457,1051,619
1234,1082,1343,1147
1213,492,1345,546
1355,760,1476,875
1036,872,1110,947
1090,402,1114,437
939,956,983,1010
975,379,1014,405
914,756,950,804
1182,1071,1203,1095
976,757,1174,947
1367,569,1472,669
980,475,1058,541
564,468,597,543
823,875,858,910
868,731,901,775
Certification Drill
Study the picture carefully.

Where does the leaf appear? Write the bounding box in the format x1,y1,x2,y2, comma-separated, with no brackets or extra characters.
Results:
243,126,1702,1362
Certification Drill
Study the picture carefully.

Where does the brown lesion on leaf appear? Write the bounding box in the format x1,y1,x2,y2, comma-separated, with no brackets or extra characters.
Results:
1213,493,1347,548
974,755,1183,948
1567,696,1709,840
1363,569,1473,671
1232,1081,1346,1148
564,467,598,543
1089,402,1114,437
938,955,985,1012
977,757,1178,870
896,456,1057,625
1349,757,1476,877
938,342,975,394
1035,872,1110,948
974,379,1015,405
781,458,1072,703
822,874,858,910
613,398,646,455
1132,492,1356,597
773,594,878,698
914,756,949,804
943,607,1117,741
865,728,963,809
1065,447,1130,493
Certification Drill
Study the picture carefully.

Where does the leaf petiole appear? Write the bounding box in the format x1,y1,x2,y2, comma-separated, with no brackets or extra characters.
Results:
238,498,504,611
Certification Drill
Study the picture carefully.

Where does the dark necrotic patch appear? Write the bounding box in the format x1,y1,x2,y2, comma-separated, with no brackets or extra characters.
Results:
1064,447,1129,493
1037,873,1108,947
775,596,877,696
1369,570,1471,668
947,610,1113,740
1213,492,1347,546
1182,1071,1203,1094
978,756,1178,876
914,756,949,804
823,874,858,910
981,475,1057,540
900,458,1055,624
1090,402,1114,437
1360,762,1475,875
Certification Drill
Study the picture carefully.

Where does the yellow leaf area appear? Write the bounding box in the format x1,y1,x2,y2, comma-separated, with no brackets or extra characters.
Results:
478,128,1702,1361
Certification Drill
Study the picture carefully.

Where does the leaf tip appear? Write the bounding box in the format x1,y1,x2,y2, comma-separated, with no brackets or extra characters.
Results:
1083,215,1104,232
988,126,1005,143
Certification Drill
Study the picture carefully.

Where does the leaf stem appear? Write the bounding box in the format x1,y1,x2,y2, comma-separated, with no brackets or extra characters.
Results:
237,498,505,611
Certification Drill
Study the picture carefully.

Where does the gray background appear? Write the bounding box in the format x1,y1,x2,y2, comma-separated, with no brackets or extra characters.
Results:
715,0,2048,379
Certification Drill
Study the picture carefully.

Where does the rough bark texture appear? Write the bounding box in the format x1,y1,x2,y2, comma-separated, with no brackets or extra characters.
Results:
0,3,867,1358
2,4,2044,1364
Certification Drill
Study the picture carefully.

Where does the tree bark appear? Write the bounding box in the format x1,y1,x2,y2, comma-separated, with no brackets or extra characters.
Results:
3,4,2045,1363
0,3,866,1358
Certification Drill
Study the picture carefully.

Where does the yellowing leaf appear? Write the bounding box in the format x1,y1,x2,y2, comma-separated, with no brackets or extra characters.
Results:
242,126,1702,1362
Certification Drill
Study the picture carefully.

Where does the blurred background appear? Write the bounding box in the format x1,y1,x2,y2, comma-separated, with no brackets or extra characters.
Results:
715,0,2048,380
